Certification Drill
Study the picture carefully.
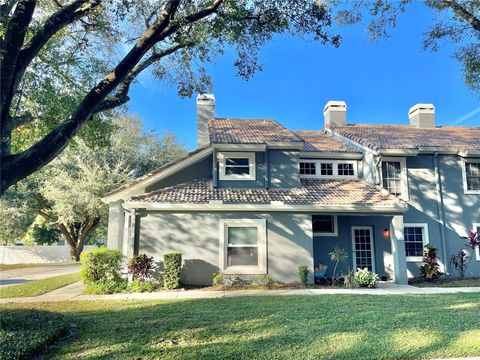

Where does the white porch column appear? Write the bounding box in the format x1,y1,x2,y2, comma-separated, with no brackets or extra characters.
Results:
390,215,408,285
107,200,124,250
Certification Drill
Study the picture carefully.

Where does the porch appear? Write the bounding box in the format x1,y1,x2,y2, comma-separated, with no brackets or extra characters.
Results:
311,214,407,284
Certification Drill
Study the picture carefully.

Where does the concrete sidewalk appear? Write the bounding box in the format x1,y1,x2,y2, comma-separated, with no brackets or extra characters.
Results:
0,264,81,287
1,281,479,304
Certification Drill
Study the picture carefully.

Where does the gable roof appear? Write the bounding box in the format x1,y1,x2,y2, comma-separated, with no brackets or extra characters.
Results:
294,130,360,153
129,178,404,211
208,118,303,144
332,124,480,152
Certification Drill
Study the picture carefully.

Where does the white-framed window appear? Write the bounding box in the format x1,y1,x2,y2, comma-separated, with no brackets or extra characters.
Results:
381,157,409,200
299,159,357,179
312,215,338,236
473,223,480,261
403,223,429,262
351,226,375,272
218,152,256,181
219,219,267,274
462,159,480,194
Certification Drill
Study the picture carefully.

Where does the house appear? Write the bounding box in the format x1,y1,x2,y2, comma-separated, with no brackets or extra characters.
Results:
103,95,480,285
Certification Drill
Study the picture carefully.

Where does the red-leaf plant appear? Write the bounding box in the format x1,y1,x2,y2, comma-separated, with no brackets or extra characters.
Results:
464,229,479,251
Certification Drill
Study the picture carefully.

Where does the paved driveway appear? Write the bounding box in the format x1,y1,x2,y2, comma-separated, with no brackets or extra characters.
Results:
0,264,81,287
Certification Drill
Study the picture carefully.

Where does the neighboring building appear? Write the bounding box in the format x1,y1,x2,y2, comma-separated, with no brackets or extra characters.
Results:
103,95,480,285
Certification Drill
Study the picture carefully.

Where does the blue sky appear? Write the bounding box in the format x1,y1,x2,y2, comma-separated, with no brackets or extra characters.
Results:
128,2,480,150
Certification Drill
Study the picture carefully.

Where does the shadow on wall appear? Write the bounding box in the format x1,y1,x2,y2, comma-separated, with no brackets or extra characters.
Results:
182,259,218,285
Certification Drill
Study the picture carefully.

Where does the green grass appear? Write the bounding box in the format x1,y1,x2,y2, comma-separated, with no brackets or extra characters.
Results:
411,277,480,288
0,261,77,271
2,294,480,359
0,309,70,360
0,273,81,298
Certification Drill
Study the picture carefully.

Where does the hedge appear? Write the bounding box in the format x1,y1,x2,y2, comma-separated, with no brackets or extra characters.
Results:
163,252,182,289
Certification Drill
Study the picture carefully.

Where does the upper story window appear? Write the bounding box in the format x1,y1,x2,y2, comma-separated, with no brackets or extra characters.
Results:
218,152,256,181
381,157,408,200
299,160,357,179
462,160,480,194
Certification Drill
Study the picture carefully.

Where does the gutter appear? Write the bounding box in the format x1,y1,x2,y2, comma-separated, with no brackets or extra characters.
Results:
434,152,449,274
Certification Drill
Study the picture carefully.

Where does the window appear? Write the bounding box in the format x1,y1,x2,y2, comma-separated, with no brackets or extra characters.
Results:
473,223,480,261
381,157,408,199
463,160,480,194
312,215,337,236
218,152,256,181
219,219,267,274
300,162,316,175
338,163,354,176
320,163,333,176
352,226,375,272
403,223,429,262
299,159,357,179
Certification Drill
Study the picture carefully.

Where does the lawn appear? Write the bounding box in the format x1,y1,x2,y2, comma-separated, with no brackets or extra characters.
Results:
1,294,479,359
0,273,81,298
0,262,77,271
411,277,480,288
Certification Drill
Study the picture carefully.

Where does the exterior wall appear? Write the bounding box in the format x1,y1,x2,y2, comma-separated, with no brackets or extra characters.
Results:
137,211,313,285
145,156,213,192
0,245,97,264
268,149,301,188
313,215,394,279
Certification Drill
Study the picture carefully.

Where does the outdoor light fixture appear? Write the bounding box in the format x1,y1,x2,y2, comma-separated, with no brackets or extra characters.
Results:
383,229,390,237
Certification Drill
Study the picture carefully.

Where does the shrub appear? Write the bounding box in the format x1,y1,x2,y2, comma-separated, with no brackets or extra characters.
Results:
129,278,160,293
0,309,70,360
212,273,225,287
261,274,275,289
224,275,251,288
163,252,182,289
354,268,379,288
419,244,441,280
450,250,469,279
298,265,309,286
80,248,125,294
128,254,155,281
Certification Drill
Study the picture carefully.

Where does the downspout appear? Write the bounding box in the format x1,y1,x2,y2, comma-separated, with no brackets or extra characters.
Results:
434,152,449,274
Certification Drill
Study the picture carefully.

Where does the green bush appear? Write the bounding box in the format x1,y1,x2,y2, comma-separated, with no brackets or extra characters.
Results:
80,247,125,294
128,254,155,281
212,273,225,287
0,309,70,360
355,268,379,288
128,278,160,293
298,265,309,286
420,244,441,280
163,252,182,289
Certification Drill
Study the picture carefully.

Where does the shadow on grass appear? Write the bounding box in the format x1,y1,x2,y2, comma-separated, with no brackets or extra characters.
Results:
7,293,480,359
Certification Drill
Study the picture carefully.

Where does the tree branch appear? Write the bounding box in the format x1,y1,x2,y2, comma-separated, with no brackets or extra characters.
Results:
444,0,480,32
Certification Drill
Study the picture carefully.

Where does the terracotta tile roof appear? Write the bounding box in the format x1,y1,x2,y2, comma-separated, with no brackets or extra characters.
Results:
294,130,360,153
333,124,480,151
130,178,402,207
208,118,303,144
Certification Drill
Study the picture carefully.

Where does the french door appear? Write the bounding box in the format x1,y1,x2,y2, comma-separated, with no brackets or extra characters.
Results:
351,226,375,272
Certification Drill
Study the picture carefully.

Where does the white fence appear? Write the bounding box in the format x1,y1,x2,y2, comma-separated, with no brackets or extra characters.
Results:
0,245,97,264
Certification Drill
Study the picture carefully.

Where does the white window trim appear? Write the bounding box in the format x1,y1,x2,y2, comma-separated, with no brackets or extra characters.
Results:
312,215,338,237
219,219,267,275
380,157,409,201
299,159,358,179
404,223,429,262
351,226,376,273
473,223,480,261
218,152,256,181
462,159,480,194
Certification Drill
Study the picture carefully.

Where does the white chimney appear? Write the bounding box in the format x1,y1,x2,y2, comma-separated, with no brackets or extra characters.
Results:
197,93,215,148
324,100,347,128
408,103,435,128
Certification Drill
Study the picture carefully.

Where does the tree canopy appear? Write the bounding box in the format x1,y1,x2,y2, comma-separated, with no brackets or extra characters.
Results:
0,0,340,195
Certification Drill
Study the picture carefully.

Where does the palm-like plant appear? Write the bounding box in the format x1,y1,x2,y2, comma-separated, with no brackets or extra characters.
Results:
329,246,348,285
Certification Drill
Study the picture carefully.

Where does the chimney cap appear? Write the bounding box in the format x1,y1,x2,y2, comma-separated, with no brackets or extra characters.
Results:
408,103,435,116
324,100,347,114
197,93,215,103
